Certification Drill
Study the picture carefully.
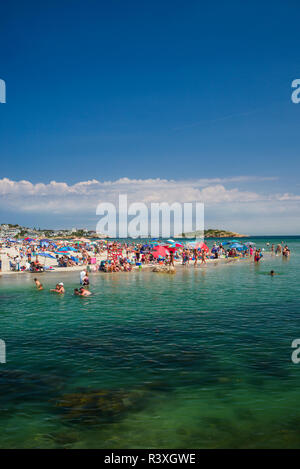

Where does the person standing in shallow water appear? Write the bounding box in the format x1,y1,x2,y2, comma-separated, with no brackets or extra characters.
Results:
169,250,175,267
82,272,89,286
194,248,198,267
254,249,263,263
80,269,86,285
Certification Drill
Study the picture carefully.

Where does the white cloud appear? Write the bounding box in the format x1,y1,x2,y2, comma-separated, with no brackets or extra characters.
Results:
0,176,265,211
0,176,300,234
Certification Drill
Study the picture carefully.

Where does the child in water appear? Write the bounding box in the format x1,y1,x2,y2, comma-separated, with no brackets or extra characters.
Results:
34,278,43,290
50,283,65,294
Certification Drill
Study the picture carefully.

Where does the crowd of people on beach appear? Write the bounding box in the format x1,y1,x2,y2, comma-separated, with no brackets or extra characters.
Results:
0,237,291,277
0,237,291,299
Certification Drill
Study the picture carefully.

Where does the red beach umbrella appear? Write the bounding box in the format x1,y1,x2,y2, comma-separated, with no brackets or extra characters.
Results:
152,246,168,258
163,245,177,253
196,242,209,252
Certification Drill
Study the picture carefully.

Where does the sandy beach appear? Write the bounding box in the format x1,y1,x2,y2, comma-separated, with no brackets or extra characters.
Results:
0,244,236,276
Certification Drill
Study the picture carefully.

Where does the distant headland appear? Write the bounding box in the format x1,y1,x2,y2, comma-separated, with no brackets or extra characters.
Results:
178,229,248,239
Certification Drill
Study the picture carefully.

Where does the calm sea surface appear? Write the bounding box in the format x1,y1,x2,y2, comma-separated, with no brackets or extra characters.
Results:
0,237,300,448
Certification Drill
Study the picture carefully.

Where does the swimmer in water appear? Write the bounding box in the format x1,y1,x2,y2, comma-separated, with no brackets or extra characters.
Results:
50,282,65,294
34,278,43,290
269,270,276,276
79,287,92,297
74,288,80,295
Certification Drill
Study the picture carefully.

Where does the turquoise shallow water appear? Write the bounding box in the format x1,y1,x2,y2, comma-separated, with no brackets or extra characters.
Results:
0,237,300,448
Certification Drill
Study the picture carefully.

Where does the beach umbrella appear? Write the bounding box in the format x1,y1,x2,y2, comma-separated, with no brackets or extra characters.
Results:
36,252,56,259
164,246,177,254
54,251,73,257
152,246,168,259
196,242,209,252
229,242,246,252
57,246,78,252
221,240,237,246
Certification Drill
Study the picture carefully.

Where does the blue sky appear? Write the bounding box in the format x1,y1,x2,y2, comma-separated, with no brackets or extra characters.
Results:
0,0,300,233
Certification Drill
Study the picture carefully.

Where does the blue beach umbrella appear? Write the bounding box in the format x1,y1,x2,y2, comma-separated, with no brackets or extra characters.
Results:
229,242,243,248
34,252,56,259
229,242,247,252
57,246,78,252
55,251,73,256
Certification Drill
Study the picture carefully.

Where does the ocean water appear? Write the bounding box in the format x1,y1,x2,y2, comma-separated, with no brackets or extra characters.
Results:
0,237,300,448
